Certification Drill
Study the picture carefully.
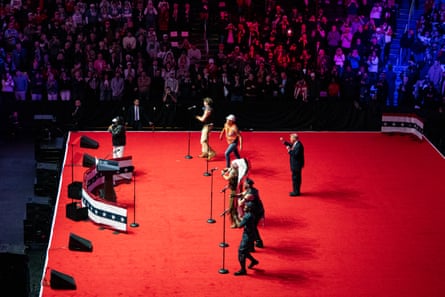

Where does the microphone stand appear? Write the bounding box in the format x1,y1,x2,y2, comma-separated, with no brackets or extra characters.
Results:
185,108,193,159
218,186,229,274
203,130,211,176
207,168,217,224
219,187,229,248
130,172,139,227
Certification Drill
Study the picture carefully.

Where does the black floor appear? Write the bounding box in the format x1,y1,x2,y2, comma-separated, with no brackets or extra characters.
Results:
0,128,56,297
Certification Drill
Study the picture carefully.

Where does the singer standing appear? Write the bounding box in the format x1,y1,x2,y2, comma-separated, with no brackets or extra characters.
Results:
222,160,243,228
219,114,242,169
280,133,305,196
108,116,126,158
234,201,259,276
196,97,216,160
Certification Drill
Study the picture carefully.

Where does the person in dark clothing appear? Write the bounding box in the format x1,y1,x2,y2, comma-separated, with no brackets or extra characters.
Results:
71,99,85,131
126,98,153,130
281,133,305,196
237,178,264,249
160,86,177,128
234,201,259,276
108,116,126,158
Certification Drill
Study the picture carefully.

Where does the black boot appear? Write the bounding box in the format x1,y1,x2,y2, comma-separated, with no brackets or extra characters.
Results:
234,269,247,276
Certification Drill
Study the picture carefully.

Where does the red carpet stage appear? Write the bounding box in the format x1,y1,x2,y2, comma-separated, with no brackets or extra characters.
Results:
40,131,445,297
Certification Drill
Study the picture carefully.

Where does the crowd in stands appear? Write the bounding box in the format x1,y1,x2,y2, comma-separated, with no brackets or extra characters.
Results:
0,0,444,128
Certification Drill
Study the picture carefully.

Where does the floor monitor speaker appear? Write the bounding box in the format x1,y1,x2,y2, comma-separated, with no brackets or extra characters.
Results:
80,135,99,149
50,269,76,290
69,233,93,252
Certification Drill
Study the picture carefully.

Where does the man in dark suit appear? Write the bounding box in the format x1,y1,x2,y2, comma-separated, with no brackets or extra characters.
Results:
281,133,305,196
126,98,153,130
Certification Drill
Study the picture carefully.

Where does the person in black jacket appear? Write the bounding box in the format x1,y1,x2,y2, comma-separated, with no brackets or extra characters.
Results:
108,116,126,158
280,133,305,196
126,98,153,130
234,201,259,276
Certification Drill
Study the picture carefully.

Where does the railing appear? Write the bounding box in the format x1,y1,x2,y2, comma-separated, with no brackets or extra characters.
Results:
405,0,416,33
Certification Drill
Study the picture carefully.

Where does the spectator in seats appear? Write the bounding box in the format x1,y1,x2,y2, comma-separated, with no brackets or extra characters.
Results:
340,25,353,56
244,72,258,101
137,71,151,102
180,2,192,31
347,48,361,73
100,72,112,101
1,72,15,104
307,72,321,101
327,25,341,56
169,2,180,31
367,50,379,84
358,71,371,109
71,70,86,102
46,72,59,101
385,64,397,107
122,30,137,55
278,71,293,99
157,0,170,34
340,64,356,102
230,72,244,102
333,47,346,75
111,71,125,101
59,70,72,101
187,43,202,67
397,74,414,110
294,76,308,102
164,71,179,96
30,72,44,101
427,60,443,92
123,74,138,104
143,0,158,29
13,70,29,101
123,61,136,80
160,86,177,127
260,74,278,100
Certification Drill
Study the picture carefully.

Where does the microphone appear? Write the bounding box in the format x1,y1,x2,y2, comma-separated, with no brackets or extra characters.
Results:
210,167,218,171
187,105,197,110
220,185,229,193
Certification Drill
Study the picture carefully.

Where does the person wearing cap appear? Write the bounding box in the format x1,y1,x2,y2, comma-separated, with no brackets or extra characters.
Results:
219,114,242,169
237,178,264,248
234,201,259,276
280,133,305,196
196,97,216,159
108,116,126,158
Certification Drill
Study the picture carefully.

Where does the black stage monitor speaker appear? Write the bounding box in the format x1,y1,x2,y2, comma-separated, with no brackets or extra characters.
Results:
69,233,93,252
82,153,96,168
68,181,82,199
80,135,99,149
50,269,76,290
66,202,88,221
